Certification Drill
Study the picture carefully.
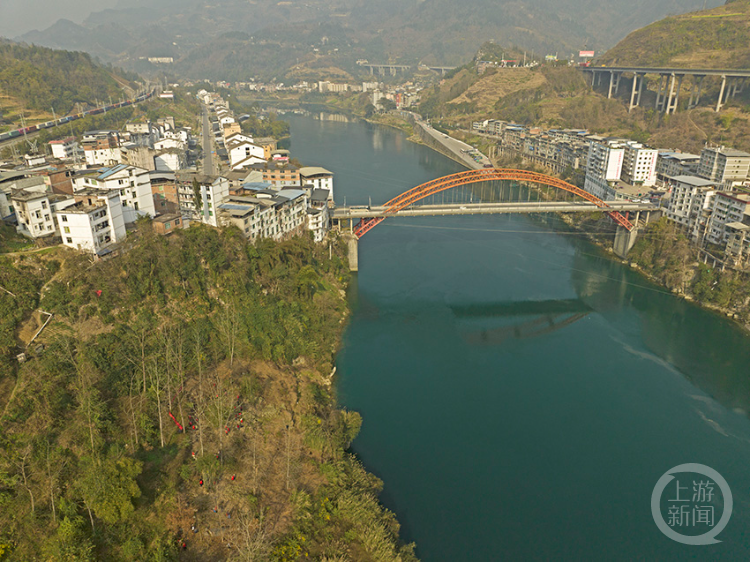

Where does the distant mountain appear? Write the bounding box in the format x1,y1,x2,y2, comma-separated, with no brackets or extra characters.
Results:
599,0,750,68
14,0,724,79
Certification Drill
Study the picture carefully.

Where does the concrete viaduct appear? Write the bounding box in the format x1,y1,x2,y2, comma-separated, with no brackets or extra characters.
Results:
580,66,750,113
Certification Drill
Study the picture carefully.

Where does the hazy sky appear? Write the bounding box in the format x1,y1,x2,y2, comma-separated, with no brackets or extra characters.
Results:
0,0,118,38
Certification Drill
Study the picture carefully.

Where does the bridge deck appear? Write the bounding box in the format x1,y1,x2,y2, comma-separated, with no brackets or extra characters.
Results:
332,201,657,220
582,66,750,77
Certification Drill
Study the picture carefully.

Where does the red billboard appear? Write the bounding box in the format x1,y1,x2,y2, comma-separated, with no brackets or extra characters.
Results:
579,51,595,58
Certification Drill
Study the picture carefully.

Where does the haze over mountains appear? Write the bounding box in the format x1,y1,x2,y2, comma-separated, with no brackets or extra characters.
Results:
10,0,723,79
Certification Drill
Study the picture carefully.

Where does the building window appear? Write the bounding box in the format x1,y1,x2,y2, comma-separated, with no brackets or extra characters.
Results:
66,237,72,243
61,215,68,222
64,226,70,234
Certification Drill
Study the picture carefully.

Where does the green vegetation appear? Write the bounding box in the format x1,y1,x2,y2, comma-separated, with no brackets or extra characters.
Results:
628,218,750,322
0,225,417,561
0,42,133,115
599,0,750,68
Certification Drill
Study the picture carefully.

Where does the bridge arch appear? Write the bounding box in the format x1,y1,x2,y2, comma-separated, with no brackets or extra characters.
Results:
353,168,634,238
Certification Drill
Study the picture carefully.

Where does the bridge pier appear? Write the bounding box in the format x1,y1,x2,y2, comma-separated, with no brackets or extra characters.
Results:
716,75,728,112
344,234,359,272
629,73,645,112
665,74,683,114
613,225,639,259
688,75,704,109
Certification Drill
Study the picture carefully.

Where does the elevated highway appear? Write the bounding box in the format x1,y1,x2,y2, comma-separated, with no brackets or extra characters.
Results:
580,65,750,113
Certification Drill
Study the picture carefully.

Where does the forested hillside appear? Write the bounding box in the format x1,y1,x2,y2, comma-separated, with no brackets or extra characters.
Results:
0,224,417,561
0,42,135,115
599,0,750,68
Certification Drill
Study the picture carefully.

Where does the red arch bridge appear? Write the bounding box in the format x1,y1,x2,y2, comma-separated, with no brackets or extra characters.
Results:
331,169,658,269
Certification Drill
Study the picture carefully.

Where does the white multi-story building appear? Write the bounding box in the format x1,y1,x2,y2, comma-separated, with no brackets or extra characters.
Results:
154,151,187,172
176,174,230,227
655,152,701,184
697,146,750,187
10,178,76,239
584,139,625,200
308,188,331,242
73,164,156,223
621,142,658,187
666,175,719,242
228,139,266,169
49,137,79,160
57,189,127,254
82,131,122,167
219,189,308,241
299,167,334,202
706,192,750,245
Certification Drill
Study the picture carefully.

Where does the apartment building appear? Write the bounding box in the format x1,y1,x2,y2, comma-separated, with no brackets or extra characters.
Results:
621,142,658,187
666,175,720,243
176,173,230,227
706,192,750,245
82,130,122,166
584,139,625,200
299,167,334,202
697,146,750,187
56,189,127,254
49,137,79,160
74,164,156,223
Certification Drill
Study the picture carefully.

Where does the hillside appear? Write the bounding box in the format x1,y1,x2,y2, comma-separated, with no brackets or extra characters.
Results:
13,0,722,80
0,225,418,561
0,41,138,130
599,0,750,68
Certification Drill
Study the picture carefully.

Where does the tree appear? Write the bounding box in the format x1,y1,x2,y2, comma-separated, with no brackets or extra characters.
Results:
377,98,397,112
75,449,142,526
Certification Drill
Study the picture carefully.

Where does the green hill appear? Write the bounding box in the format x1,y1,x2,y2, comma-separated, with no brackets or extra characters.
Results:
0,41,138,131
0,226,418,561
598,0,750,68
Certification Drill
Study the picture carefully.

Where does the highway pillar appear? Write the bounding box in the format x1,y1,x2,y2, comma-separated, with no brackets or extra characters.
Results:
636,74,645,107
665,74,683,114
613,226,639,259
655,74,666,111
608,71,615,99
716,75,727,112
629,73,639,112
688,75,704,109
614,72,622,95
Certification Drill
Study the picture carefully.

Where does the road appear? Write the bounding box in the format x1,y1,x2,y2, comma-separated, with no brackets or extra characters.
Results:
399,110,492,169
332,200,657,219
201,105,216,175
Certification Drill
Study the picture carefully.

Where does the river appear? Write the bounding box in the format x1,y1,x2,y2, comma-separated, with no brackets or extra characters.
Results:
285,113,750,561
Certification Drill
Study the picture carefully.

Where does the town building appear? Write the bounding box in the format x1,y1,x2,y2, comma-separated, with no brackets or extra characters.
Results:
706,192,750,245
621,142,658,187
299,167,334,202
665,175,720,243
176,173,229,227
49,137,79,160
73,164,156,223
82,130,122,166
56,189,126,254
697,146,750,187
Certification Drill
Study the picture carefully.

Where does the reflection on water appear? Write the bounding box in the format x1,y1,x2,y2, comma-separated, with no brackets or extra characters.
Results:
285,112,750,561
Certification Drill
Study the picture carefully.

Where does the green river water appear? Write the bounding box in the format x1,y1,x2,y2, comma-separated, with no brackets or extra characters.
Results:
285,113,750,561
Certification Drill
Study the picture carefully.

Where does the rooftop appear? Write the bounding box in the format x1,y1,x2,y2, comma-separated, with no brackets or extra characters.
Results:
671,175,717,188
299,166,333,177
